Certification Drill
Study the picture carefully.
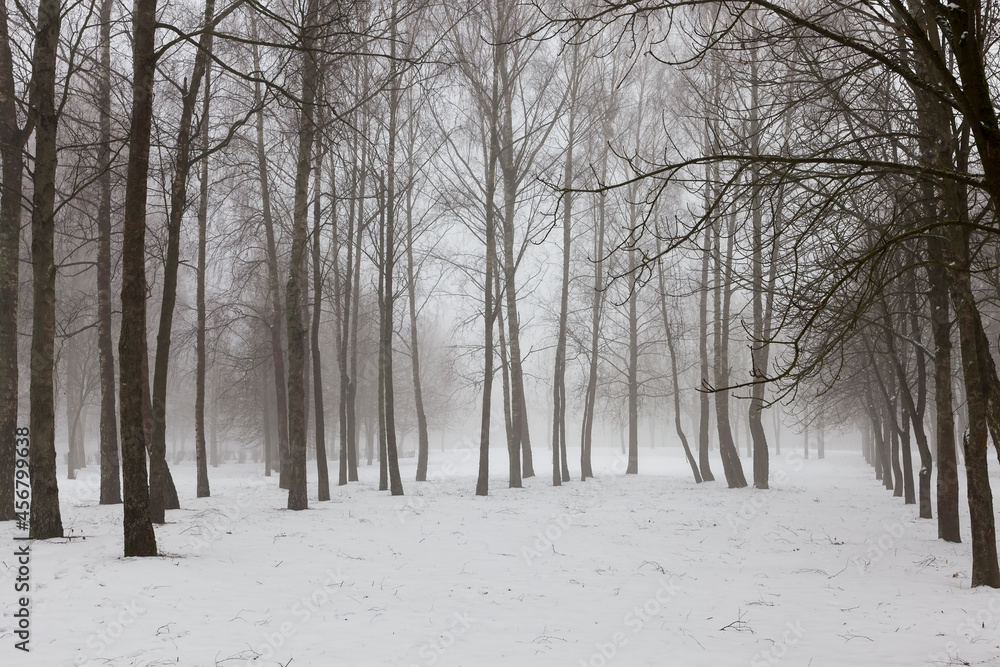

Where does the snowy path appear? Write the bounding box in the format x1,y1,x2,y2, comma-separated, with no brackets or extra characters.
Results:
3,447,999,667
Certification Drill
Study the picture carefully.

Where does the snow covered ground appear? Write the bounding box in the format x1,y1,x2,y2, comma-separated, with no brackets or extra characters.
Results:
3,444,1000,667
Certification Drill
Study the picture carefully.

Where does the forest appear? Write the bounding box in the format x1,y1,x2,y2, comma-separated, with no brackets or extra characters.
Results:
3,0,1000,664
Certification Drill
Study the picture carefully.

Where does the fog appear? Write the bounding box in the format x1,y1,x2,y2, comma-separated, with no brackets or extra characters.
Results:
3,0,1000,663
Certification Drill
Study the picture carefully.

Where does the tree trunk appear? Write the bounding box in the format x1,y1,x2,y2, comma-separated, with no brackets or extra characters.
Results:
900,406,915,504
382,8,404,497
926,238,960,540
477,64,501,496
263,368,273,477
65,338,87,479
748,45,770,489
657,244,701,483
406,130,430,483
867,388,889,486
149,0,215,523
377,179,389,493
713,208,747,488
120,0,159,557
626,244,639,475
0,0,21,521
28,0,64,540
773,408,780,456
209,379,218,466
347,156,364,482
312,138,329,502
945,224,1000,586
95,0,121,505
251,21,290,491
194,7,215,500
337,119,359,487
552,56,578,486
579,114,609,482
285,0,321,511
497,33,531,483
698,210,715,482
884,302,932,516
496,256,520,488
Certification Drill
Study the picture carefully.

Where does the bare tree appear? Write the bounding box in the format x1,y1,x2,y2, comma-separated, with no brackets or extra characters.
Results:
312,132,330,501
28,0,65,539
149,0,218,523
551,41,583,486
194,18,214,499
251,18,291,490
0,0,25,521
120,0,160,557
284,0,322,511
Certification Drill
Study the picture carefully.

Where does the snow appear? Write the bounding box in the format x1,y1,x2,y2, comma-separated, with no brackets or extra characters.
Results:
3,447,1000,667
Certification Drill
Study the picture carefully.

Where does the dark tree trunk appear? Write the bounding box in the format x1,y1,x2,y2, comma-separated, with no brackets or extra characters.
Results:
337,132,357,488
495,259,520,488
552,64,578,486
263,368,273,477
657,244,701,483
251,22,290,490
0,0,21,522
900,408,915,504
497,32,531,483
347,161,364,482
120,0,159,557
65,338,86,479
476,197,494,496
477,68,501,497
945,225,1000,586
698,221,715,482
579,134,606,482
748,47,770,489
285,0,321,511
926,238,960,540
95,0,121,505
194,35,213,500
405,138,430,483
209,383,218,467
149,0,216,523
713,210,747,488
908,4,960,541
312,138,329,502
626,245,639,475
28,0,64,540
382,12,404,496
887,390,903,498
867,389,888,485
377,180,389,493
884,302,932,516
